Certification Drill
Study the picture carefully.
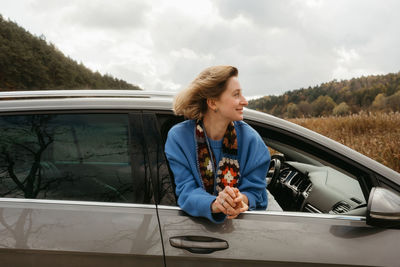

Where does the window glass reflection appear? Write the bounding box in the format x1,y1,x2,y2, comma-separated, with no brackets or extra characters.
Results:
0,114,140,203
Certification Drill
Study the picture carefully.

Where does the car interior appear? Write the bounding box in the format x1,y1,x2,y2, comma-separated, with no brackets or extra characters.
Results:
263,139,367,215
249,120,368,216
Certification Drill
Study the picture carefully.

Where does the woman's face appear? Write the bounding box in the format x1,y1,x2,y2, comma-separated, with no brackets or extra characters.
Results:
214,76,248,121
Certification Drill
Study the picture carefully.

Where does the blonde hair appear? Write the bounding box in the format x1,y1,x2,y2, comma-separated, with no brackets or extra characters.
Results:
173,65,238,120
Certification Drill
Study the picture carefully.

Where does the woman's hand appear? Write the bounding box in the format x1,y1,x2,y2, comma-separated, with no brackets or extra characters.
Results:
211,186,249,219
227,188,249,219
212,186,237,215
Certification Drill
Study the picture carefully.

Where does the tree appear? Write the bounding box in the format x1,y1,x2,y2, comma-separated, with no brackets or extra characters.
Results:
371,93,386,111
311,95,337,116
286,103,299,118
297,101,313,117
387,91,400,112
0,115,55,198
333,102,350,116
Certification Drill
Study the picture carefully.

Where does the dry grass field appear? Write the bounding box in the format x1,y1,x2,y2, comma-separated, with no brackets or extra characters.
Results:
288,112,400,173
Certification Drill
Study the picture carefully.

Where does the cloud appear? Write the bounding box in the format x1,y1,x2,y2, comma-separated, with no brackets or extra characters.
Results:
67,1,151,31
1,0,400,97
215,0,299,28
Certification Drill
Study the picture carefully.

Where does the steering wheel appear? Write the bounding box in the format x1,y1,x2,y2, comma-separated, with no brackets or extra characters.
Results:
266,154,284,188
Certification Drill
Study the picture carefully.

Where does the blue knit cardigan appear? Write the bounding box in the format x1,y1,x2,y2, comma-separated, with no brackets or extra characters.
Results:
165,120,270,223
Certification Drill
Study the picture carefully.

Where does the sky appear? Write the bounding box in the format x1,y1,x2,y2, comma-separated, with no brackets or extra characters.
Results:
1,0,400,98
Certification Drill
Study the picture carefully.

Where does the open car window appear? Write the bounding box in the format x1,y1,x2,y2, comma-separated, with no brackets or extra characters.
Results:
247,120,367,216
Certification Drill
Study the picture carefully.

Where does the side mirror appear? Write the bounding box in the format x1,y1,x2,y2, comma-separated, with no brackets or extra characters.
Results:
366,187,400,228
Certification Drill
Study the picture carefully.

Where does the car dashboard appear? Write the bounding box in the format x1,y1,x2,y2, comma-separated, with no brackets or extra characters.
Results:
270,159,367,216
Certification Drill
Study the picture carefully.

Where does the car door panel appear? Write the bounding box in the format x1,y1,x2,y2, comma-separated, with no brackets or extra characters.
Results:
0,199,163,266
159,207,398,266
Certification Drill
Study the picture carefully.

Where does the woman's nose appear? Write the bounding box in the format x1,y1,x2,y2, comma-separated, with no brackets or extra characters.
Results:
240,95,248,106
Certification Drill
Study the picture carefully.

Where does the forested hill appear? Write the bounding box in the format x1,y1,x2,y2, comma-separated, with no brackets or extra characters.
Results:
248,72,400,118
0,15,141,91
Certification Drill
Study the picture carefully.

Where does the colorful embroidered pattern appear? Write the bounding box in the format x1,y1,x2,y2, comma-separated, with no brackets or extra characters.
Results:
196,124,216,193
222,122,238,154
216,158,240,192
196,120,240,194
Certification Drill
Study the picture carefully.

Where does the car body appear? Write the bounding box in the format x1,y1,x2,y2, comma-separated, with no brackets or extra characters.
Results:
0,90,399,266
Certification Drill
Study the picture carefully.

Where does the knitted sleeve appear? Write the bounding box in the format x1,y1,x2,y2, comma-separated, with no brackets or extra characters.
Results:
237,123,270,210
165,123,226,223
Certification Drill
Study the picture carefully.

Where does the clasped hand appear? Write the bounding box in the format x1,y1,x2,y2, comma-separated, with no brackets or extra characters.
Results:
211,186,248,219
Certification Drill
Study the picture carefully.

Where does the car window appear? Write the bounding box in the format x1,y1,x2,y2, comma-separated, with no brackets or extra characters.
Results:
247,120,367,215
143,112,176,206
0,113,152,204
154,113,184,206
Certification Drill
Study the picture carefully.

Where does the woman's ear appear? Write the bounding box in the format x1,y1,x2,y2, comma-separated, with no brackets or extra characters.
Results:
207,98,218,112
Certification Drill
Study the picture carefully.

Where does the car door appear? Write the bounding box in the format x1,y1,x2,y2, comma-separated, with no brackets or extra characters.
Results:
158,208,400,266
0,111,163,266
153,113,400,266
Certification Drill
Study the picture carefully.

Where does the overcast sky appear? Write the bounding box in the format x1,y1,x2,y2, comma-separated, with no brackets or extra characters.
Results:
1,0,400,97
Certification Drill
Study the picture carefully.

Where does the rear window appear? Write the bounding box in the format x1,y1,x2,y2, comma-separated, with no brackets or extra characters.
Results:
0,113,149,203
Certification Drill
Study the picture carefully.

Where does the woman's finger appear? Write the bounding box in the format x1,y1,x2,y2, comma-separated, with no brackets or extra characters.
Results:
223,201,237,215
227,214,238,219
226,201,248,219
224,186,238,199
227,207,241,219
233,192,244,203
227,206,243,219
216,195,237,215
214,200,227,214
219,191,236,208
239,201,249,212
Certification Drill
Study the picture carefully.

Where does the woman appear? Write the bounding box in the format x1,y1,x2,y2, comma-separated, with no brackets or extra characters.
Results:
165,65,270,223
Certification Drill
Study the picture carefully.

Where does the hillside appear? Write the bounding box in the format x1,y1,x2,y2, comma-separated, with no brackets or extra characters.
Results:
249,72,400,118
0,15,140,91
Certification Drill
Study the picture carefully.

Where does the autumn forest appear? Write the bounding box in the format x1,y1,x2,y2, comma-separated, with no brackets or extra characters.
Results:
249,72,400,118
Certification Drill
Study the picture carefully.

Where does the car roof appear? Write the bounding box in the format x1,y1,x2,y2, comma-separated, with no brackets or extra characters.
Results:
1,89,399,183
0,89,175,99
0,89,174,111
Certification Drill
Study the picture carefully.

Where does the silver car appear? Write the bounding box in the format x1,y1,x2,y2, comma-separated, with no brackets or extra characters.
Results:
0,90,399,266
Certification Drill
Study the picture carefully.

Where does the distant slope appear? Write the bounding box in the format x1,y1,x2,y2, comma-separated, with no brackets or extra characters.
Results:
249,72,400,118
0,15,141,91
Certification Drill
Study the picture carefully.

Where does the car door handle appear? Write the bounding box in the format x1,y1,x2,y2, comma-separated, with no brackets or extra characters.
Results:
169,235,229,254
